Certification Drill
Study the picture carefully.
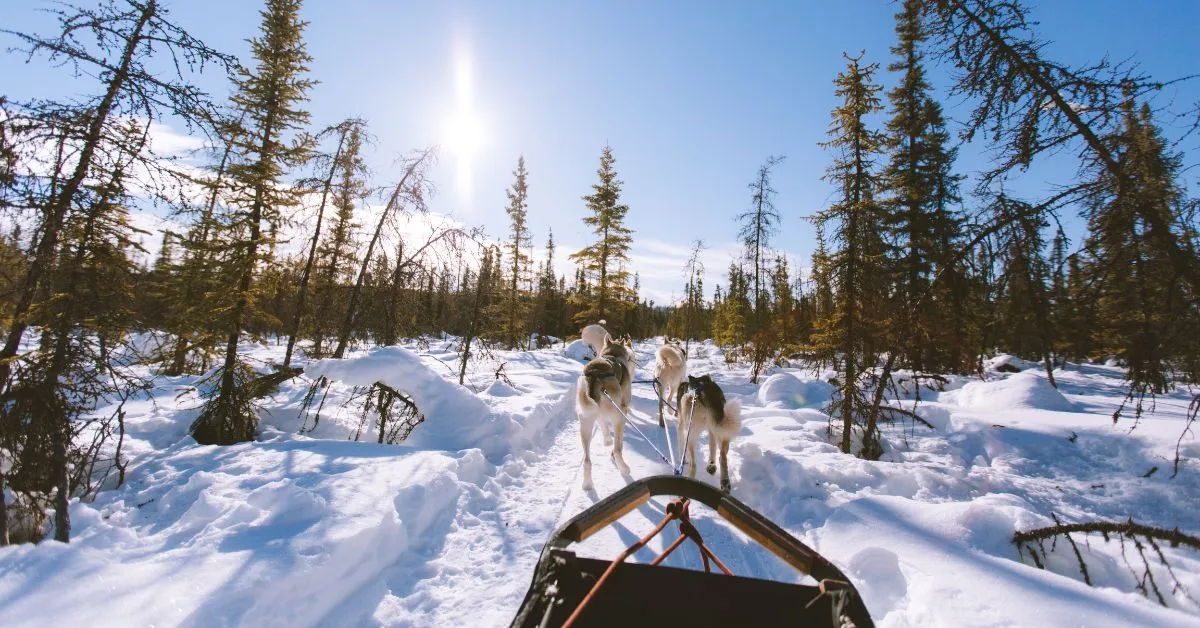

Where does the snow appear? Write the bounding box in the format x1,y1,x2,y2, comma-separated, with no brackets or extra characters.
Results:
2,342,1199,627
757,372,834,409
306,346,516,458
563,338,594,361
949,371,1078,412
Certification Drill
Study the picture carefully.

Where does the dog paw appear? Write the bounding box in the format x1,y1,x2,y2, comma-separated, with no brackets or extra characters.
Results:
720,479,731,493
706,463,717,475
658,419,666,428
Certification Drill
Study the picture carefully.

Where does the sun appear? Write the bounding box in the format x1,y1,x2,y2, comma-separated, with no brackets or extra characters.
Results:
444,107,483,160
444,42,485,200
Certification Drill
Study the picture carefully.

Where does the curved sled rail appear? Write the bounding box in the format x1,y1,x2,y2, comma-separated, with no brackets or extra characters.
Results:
511,475,874,627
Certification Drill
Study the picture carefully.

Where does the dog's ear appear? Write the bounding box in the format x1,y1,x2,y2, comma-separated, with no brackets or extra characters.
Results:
687,374,699,385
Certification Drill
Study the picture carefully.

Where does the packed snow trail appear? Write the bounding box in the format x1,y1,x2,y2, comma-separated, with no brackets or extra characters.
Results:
372,342,796,626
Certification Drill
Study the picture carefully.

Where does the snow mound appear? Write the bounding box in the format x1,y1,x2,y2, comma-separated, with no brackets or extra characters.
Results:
757,373,833,409
985,354,1038,373
306,346,517,454
564,338,594,361
955,372,1077,412
483,379,521,397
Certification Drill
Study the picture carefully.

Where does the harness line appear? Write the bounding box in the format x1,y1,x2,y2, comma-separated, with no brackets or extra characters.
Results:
677,394,698,475
601,389,673,468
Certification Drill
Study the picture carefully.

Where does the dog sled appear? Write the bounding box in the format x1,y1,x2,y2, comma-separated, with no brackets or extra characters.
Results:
510,475,874,628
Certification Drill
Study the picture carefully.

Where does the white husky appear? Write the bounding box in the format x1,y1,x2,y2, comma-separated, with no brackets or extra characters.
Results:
677,374,742,492
575,335,635,490
580,321,609,359
653,340,687,427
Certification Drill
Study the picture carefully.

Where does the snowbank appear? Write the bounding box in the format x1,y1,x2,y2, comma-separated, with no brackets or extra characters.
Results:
306,346,517,455
954,372,1077,412
985,353,1038,373
756,373,833,409
564,338,594,361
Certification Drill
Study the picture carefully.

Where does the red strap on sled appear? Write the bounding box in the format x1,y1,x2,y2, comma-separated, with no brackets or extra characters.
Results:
562,498,733,628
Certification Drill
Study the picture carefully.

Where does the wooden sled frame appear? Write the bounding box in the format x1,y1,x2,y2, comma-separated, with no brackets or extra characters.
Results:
511,475,874,627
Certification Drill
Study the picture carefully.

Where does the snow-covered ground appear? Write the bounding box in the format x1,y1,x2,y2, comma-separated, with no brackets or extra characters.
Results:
2,338,1199,627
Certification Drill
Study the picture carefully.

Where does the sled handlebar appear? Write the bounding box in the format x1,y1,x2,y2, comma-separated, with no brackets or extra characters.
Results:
554,475,833,579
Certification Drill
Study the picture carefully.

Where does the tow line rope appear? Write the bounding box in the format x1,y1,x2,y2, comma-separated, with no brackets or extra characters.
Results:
602,382,699,477
602,390,673,468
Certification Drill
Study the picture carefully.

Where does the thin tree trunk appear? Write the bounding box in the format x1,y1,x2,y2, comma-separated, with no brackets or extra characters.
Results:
284,127,350,367
168,118,238,376
210,101,277,443
0,472,9,545
459,271,486,385
335,148,433,358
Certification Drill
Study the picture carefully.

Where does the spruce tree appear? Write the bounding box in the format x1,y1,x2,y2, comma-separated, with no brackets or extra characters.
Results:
502,156,532,348
282,118,365,365
310,124,365,357
811,53,889,458
192,0,314,445
737,155,785,334
0,0,232,542
569,146,634,327
881,0,937,372
1084,100,1200,409
532,229,560,343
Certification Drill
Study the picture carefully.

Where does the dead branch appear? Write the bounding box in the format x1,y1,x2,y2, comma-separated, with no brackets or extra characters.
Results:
1013,517,1200,607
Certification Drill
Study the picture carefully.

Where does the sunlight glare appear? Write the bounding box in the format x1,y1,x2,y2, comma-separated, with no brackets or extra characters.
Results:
445,41,485,201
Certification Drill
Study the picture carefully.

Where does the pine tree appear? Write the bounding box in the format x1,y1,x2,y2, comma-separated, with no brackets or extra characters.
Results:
284,118,365,366
0,0,234,392
737,155,785,334
333,146,435,357
1084,100,1200,409
569,146,634,328
811,53,889,458
310,123,365,357
921,95,971,373
881,0,939,372
0,0,233,542
532,229,560,344
809,223,835,324
502,156,532,348
192,0,314,445
712,264,748,351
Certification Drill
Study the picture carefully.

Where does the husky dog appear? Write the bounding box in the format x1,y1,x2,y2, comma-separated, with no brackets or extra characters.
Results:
677,374,742,492
580,320,609,359
576,335,636,490
653,339,687,427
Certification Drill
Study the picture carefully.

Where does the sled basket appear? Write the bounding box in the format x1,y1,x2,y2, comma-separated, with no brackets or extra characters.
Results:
510,475,874,628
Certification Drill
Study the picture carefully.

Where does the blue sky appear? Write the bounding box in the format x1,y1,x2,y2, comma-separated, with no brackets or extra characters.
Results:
3,0,1198,303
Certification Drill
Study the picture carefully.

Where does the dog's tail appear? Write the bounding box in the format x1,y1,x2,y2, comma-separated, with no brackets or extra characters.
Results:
576,375,599,416
713,398,743,436
656,347,683,370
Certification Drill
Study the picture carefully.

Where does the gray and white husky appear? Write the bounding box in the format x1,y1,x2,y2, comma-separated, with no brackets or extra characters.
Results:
653,340,687,427
677,374,742,492
576,335,636,490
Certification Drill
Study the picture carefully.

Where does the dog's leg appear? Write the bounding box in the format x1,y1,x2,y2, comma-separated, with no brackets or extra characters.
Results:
580,414,595,491
686,431,698,478
656,385,665,428
611,416,631,475
719,438,731,492
706,431,717,476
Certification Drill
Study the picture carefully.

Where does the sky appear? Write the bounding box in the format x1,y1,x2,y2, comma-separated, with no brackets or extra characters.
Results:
3,0,1199,305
